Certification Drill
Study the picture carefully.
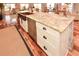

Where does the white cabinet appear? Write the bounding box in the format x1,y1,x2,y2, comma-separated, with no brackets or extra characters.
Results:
36,22,73,56
18,12,74,56
19,16,28,32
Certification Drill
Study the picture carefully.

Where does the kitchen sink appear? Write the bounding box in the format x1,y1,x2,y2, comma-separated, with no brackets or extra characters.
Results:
21,12,33,15
18,10,34,15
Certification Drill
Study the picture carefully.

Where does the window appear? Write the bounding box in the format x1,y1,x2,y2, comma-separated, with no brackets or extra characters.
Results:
20,4,29,10
61,3,73,13
47,3,54,9
4,4,15,11
34,4,41,9
68,3,73,13
4,4,11,11
10,4,15,10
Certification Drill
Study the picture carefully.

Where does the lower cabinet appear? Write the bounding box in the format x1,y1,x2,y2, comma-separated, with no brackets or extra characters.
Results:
18,14,73,56
36,22,73,56
18,14,37,42
28,18,37,42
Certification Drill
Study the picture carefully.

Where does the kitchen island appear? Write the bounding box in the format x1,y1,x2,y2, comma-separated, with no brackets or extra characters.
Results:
17,11,74,56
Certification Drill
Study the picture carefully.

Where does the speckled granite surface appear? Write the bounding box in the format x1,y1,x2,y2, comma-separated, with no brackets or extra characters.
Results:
20,12,74,32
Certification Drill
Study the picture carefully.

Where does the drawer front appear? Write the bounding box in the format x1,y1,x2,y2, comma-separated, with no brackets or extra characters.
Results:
37,37,60,56
36,22,59,37
36,22,60,46
22,19,28,32
37,30,59,47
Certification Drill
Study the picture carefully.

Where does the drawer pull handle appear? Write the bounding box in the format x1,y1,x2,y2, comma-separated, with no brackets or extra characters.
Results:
43,27,46,30
43,36,47,39
43,46,47,50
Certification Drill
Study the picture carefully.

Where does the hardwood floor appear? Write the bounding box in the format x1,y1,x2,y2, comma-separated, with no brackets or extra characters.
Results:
18,26,47,56
68,20,79,56
74,21,79,50
0,20,7,29
18,20,79,56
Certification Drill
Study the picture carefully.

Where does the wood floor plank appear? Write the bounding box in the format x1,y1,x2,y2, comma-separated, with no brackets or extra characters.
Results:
68,21,79,56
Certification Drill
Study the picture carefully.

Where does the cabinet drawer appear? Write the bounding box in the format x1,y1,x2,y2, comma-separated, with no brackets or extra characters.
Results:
37,30,59,47
37,37,59,56
36,22,59,40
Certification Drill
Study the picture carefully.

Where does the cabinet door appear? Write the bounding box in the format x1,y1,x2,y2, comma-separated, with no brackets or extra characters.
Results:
21,19,28,32
28,18,37,42
67,22,73,50
19,14,28,32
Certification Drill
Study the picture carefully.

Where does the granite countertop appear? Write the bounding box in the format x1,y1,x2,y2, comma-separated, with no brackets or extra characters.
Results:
18,11,74,32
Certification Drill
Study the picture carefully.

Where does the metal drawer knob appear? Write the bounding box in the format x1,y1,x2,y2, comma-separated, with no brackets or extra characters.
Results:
43,46,47,50
43,27,46,30
43,36,47,39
